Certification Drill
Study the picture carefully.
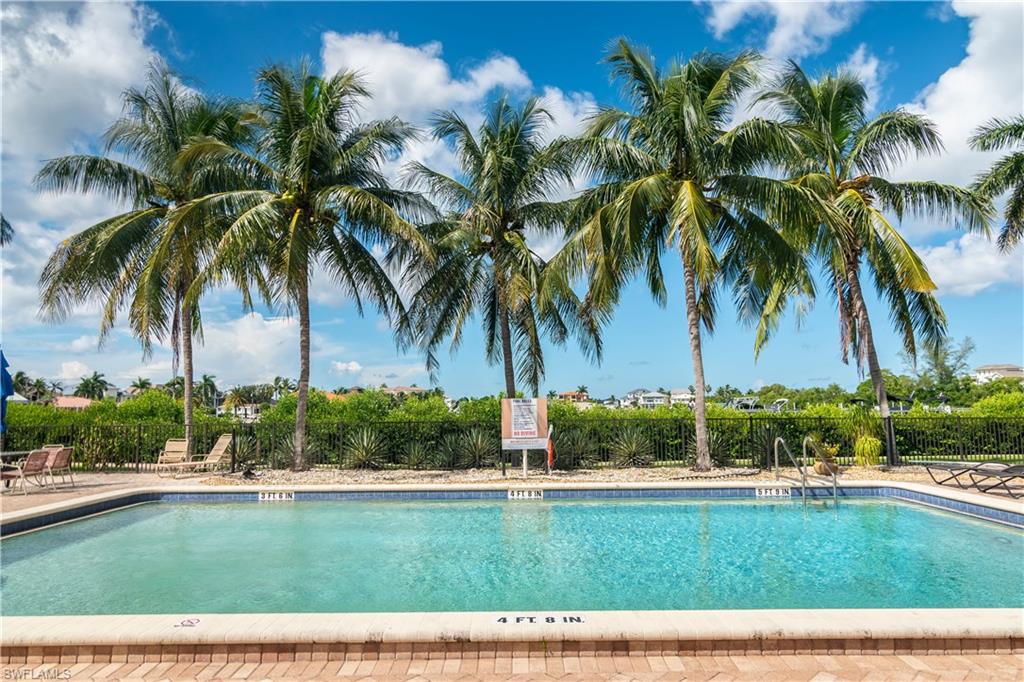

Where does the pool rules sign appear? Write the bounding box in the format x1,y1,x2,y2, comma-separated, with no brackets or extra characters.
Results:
501,398,549,476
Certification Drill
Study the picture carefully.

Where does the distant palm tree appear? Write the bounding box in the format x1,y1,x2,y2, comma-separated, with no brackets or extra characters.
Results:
576,384,588,394
179,62,431,469
29,378,49,402
197,373,219,410
36,63,252,456
48,380,64,396
970,115,1024,250
12,371,31,396
746,63,990,454
74,372,112,400
557,41,801,470
130,376,153,392
272,376,296,400
546,389,558,400
405,96,600,398
163,376,185,399
0,213,13,246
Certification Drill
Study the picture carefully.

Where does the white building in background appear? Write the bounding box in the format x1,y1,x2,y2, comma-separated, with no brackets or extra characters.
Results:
669,388,694,407
973,364,1024,384
636,391,668,409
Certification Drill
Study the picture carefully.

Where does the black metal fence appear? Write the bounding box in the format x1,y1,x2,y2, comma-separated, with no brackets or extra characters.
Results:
3,416,1023,471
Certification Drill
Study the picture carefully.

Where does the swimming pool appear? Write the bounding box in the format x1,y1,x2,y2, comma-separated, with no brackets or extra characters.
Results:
3,495,1022,615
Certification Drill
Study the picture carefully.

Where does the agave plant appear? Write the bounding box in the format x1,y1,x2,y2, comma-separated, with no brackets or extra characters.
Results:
610,426,654,468
402,440,431,469
459,427,498,468
553,428,596,470
343,428,388,469
436,433,464,469
688,430,727,468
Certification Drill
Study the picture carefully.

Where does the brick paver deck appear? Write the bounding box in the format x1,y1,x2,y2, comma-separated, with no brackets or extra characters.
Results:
3,652,1022,680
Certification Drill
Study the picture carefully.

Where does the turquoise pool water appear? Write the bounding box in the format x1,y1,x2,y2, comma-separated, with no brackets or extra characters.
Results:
2,498,1022,615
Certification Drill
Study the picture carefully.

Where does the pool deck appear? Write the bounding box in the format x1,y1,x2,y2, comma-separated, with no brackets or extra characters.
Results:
2,476,1023,680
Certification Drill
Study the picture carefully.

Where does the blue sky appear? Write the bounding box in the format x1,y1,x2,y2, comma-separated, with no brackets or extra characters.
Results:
2,1,1021,398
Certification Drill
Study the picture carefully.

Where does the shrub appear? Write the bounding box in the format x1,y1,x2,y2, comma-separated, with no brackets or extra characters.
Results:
854,435,882,466
402,440,431,468
459,427,498,468
610,426,654,467
969,392,1024,417
553,428,596,469
343,428,387,469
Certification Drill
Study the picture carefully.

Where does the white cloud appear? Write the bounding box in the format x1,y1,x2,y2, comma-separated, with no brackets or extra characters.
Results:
843,44,883,113
320,31,531,123
59,335,99,353
894,1,1024,191
705,0,862,58
59,360,92,381
332,360,363,373
918,233,1023,296
1,2,160,338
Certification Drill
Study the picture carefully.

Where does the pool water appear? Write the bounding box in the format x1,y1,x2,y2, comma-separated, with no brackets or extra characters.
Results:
2,498,1022,615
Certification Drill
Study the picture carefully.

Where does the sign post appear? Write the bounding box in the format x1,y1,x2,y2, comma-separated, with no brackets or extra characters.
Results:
501,398,548,478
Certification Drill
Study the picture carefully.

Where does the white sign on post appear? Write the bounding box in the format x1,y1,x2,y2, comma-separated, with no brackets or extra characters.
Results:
501,398,549,477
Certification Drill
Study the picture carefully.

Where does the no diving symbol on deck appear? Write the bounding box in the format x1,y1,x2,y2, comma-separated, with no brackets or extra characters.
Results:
174,618,200,628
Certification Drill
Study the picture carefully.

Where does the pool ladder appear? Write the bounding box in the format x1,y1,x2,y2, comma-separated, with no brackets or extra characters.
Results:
773,436,838,504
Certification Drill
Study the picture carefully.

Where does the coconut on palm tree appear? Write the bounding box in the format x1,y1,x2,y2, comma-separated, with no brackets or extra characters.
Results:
970,115,1024,250
744,63,991,455
177,62,431,469
36,63,251,456
405,96,601,398
555,42,804,471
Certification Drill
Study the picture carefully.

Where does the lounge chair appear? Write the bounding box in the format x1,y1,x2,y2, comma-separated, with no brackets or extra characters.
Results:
922,460,1010,488
156,435,232,477
1,450,53,494
155,439,190,477
968,465,1024,499
46,447,75,487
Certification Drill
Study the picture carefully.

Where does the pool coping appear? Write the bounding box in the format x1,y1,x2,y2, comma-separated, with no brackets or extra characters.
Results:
3,478,1023,536
3,608,1022,648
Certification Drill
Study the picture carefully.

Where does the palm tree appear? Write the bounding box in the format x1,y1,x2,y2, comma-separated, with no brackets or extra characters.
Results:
130,376,153,392
177,62,431,469
746,63,990,454
12,371,31,396
576,384,588,394
0,213,12,246
74,372,111,399
405,96,600,398
162,376,185,399
36,63,251,456
546,389,558,400
48,380,64,396
272,375,295,400
556,42,801,470
197,373,219,410
970,115,1024,250
29,378,49,402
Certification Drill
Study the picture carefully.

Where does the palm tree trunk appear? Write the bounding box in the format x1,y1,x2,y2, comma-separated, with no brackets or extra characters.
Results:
181,301,195,459
682,259,711,471
495,268,517,398
293,275,311,471
845,254,897,459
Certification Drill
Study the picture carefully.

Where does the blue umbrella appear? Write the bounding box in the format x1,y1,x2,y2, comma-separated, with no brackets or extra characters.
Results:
1,350,13,434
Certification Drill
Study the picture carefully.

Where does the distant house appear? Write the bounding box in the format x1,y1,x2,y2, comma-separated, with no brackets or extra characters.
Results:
669,388,694,407
381,385,427,397
220,403,261,423
558,390,589,403
52,396,93,411
973,364,1024,384
637,391,668,409
103,387,128,403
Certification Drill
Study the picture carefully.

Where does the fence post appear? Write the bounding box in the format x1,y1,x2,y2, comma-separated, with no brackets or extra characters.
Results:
136,425,143,473
884,416,900,465
748,415,754,467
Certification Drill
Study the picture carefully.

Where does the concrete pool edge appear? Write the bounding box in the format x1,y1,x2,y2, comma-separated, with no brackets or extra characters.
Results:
3,609,1023,662
3,479,1023,536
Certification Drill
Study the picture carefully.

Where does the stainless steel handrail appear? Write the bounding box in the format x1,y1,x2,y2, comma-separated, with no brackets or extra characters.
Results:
803,435,838,503
774,436,807,500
